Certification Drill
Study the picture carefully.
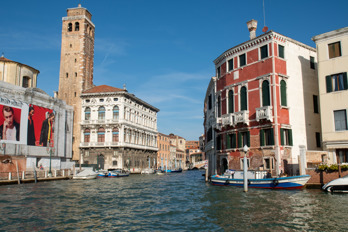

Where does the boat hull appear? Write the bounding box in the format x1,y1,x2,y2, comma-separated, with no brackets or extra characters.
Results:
210,175,311,189
73,174,98,180
322,175,348,193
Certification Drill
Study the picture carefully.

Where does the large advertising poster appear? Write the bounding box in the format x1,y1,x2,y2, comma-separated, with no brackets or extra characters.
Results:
0,103,55,147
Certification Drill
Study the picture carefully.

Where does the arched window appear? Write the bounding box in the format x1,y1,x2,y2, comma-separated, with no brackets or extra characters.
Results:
68,23,72,32
22,76,30,88
85,107,91,120
113,106,119,120
75,22,79,31
280,80,287,106
84,128,90,143
98,106,105,120
228,90,234,113
262,80,270,106
240,86,247,111
112,128,119,142
98,128,105,143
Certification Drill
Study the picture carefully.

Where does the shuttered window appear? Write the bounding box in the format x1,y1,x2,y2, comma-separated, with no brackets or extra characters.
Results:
260,45,268,59
280,80,287,106
328,42,341,59
262,80,270,106
228,90,234,113
326,72,348,93
239,54,246,67
240,86,247,110
260,128,274,146
280,128,293,146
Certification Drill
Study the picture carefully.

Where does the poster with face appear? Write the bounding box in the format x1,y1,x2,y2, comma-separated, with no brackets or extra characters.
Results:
27,104,55,147
0,105,21,142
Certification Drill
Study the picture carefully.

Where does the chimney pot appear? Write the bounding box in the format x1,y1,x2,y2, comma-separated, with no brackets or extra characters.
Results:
247,19,258,40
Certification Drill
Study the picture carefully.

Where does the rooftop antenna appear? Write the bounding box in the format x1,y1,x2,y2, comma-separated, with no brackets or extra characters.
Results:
1,52,4,58
262,0,268,33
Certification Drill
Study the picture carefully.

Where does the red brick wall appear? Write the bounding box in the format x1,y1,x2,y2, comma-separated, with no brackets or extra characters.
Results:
306,169,348,184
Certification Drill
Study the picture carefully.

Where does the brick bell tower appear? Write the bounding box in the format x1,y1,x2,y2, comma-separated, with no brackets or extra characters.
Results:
58,4,95,161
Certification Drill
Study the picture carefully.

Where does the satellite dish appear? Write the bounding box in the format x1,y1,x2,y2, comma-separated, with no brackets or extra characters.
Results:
262,26,268,33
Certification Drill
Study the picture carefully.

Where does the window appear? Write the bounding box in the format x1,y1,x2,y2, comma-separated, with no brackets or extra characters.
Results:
280,128,293,146
217,96,221,117
239,54,246,67
113,106,119,120
334,110,347,131
68,23,72,32
228,59,233,72
264,157,274,170
114,98,118,101
75,72,77,77
315,132,321,148
217,66,221,78
22,76,30,88
66,73,69,78
313,95,319,113
336,149,348,163
216,135,221,150
280,80,287,106
278,45,284,58
328,42,341,59
262,80,270,106
84,128,90,143
310,56,315,69
238,131,250,148
326,73,348,93
228,90,234,113
112,128,119,142
99,99,104,102
208,94,212,110
85,107,91,120
260,45,268,59
260,128,274,146
240,86,247,110
98,106,105,120
226,133,237,149
240,158,250,169
113,161,118,166
207,127,212,142
75,22,79,31
98,128,105,142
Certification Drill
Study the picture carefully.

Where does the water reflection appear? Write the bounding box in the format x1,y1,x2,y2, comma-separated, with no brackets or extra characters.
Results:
0,171,347,231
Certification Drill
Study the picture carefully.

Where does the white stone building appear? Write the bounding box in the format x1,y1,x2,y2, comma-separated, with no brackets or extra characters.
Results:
79,85,159,173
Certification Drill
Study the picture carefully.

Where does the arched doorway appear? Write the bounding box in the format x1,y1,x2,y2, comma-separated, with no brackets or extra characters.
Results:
97,154,105,170
221,158,228,174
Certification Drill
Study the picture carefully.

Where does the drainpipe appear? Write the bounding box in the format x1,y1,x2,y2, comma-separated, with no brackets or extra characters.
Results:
272,40,281,176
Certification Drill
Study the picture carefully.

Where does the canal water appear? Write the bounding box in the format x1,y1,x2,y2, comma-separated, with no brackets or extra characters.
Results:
0,170,347,231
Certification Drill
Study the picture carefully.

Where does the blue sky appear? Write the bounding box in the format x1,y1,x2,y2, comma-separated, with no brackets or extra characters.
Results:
0,0,347,141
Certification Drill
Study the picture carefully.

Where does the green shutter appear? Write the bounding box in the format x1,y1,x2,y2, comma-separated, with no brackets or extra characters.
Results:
262,81,270,106
238,132,242,148
232,134,236,148
229,90,234,113
289,129,293,146
247,131,250,147
280,80,287,106
326,75,332,93
270,128,274,145
260,129,264,146
280,128,284,145
226,134,231,149
343,72,348,90
241,87,247,110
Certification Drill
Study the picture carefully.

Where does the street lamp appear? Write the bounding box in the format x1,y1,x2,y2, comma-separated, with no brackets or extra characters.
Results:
46,142,55,177
243,145,249,192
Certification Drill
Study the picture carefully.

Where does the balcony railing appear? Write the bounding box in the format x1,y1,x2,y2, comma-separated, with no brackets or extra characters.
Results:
234,110,249,125
256,106,273,122
221,113,234,127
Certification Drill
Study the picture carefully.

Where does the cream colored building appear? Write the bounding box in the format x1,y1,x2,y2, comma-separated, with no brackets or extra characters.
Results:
312,27,348,164
157,133,170,170
0,55,39,88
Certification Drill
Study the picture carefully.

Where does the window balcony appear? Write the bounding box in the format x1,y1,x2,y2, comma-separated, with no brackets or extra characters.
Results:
256,106,273,122
221,113,234,127
234,110,249,125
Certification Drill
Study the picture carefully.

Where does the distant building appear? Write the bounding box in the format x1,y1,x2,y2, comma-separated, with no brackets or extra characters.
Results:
157,133,170,170
169,133,186,169
312,27,348,165
79,85,159,173
205,20,322,176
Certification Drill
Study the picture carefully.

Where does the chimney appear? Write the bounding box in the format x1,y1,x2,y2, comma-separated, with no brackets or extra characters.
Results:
247,19,258,40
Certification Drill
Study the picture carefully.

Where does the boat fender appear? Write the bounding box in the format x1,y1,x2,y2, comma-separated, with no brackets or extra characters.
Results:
225,179,230,185
273,178,279,186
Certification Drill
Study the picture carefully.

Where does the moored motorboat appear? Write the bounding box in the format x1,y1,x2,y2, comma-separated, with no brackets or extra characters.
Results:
155,169,165,175
170,168,182,173
108,169,130,177
322,175,348,193
96,170,108,178
141,168,155,174
210,170,310,189
73,169,98,180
